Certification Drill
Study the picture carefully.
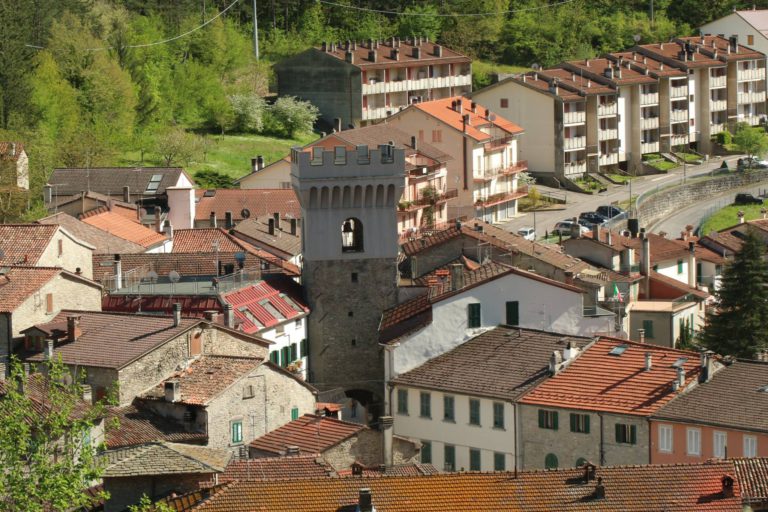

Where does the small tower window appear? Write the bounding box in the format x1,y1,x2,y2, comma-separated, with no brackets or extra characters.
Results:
341,218,364,252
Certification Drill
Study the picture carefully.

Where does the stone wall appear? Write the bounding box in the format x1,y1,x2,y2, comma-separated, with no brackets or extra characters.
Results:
103,473,209,512
319,428,417,471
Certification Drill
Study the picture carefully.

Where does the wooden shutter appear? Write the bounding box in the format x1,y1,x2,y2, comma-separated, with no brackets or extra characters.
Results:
506,301,519,326
45,293,53,314
616,424,622,443
190,333,202,356
300,339,307,358
630,425,637,444
468,303,481,328
553,411,559,430
570,413,576,432
538,409,545,428
290,343,297,361
584,415,590,434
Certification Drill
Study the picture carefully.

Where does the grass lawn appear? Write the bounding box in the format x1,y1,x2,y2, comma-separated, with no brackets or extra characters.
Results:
474,60,530,76
650,160,678,171
605,173,634,184
699,201,767,235
674,152,702,163
116,132,319,181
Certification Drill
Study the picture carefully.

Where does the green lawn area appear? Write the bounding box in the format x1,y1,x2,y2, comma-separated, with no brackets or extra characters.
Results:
699,201,767,235
605,173,634,184
116,132,319,180
650,160,678,171
674,152,702,163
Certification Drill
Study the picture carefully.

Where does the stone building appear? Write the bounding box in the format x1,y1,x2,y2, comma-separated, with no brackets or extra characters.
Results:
292,145,404,418
0,224,96,278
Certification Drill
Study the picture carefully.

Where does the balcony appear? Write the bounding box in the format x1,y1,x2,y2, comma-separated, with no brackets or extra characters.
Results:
709,99,727,112
640,117,659,130
563,136,586,150
563,161,587,176
738,90,767,105
671,134,689,147
474,186,528,208
670,86,688,99
563,110,586,125
598,128,618,141
597,103,618,117
362,107,390,121
710,75,727,88
739,114,763,126
408,163,443,179
641,141,660,154
399,188,459,212
361,74,473,95
711,122,725,134
738,67,766,81
598,153,619,166
483,136,515,151
670,110,689,123
474,160,528,181
640,92,659,106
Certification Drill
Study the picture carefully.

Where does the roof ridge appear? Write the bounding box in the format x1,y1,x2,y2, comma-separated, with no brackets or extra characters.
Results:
164,442,226,473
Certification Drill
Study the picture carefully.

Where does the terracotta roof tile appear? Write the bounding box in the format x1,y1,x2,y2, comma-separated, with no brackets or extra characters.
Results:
336,463,440,477
392,326,594,400
222,280,308,334
102,295,223,317
37,212,145,254
408,97,524,142
249,414,367,456
648,270,710,300
188,460,743,511
733,457,768,503
653,360,768,432
194,189,300,223
172,228,253,253
310,40,470,70
48,167,190,197
0,224,58,265
0,266,61,313
106,403,208,449
520,338,703,416
216,456,335,483
80,209,167,248
565,58,657,86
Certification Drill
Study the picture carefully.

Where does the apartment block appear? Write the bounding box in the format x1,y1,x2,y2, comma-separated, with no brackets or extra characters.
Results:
275,37,471,129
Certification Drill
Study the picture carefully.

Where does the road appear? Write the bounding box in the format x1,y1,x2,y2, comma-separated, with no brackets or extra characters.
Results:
501,156,743,238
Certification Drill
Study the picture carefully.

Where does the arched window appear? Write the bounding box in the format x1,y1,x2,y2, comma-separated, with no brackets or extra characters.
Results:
341,218,364,253
545,453,559,469
575,457,588,468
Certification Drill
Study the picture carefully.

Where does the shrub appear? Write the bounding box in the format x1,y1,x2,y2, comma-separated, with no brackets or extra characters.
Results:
716,131,733,145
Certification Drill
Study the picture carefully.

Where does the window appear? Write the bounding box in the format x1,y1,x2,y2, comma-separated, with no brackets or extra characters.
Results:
57,239,63,257
744,435,757,458
505,301,519,326
300,339,307,358
500,98,509,108
231,420,243,445
418,129,424,142
295,318,302,328
642,319,655,339
470,448,481,471
689,94,694,102
467,303,481,328
687,427,701,456
45,293,54,314
290,343,298,361
658,424,673,453
575,457,588,467
276,324,285,335
469,399,481,426
291,407,299,420
190,333,202,356
281,346,290,367
538,409,558,430
444,445,456,471
351,272,358,283
341,218,364,253
677,259,684,274
334,146,346,164
146,174,163,193
615,423,637,444
421,441,432,463
431,130,442,143
269,351,279,365
420,392,431,418
748,34,755,46
397,389,408,415
494,452,506,471
493,402,505,429
545,453,559,469
570,413,590,434
443,395,455,422
714,431,727,459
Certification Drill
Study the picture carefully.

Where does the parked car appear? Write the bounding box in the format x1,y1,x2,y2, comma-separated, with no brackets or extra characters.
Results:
735,193,763,205
578,211,609,225
517,227,536,241
552,220,590,236
738,157,768,170
596,205,626,219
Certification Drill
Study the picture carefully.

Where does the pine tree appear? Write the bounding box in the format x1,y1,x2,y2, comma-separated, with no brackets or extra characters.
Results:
701,230,768,358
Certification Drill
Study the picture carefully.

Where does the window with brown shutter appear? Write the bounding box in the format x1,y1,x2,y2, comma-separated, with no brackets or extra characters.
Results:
45,293,53,314
58,239,63,257
500,98,509,108
190,333,202,356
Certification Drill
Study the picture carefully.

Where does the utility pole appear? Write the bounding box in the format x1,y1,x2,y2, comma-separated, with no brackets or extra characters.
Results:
650,0,654,27
252,0,260,60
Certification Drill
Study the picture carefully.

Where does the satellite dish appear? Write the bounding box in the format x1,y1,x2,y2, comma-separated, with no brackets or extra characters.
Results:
633,34,642,43
241,208,251,219
147,271,158,283
168,270,181,283
488,113,497,122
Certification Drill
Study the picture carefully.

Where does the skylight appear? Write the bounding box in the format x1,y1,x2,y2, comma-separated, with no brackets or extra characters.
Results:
609,344,628,356
145,174,163,192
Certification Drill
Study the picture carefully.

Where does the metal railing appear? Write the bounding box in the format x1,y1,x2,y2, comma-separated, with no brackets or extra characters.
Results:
474,186,528,207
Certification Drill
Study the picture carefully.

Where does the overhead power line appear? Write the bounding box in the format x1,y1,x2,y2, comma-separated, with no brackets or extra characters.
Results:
316,0,580,17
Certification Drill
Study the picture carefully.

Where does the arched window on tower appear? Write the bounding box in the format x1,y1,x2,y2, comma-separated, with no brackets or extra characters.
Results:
341,218,364,253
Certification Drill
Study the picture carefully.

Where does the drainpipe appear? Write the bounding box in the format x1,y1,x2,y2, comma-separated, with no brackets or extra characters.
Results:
599,412,605,465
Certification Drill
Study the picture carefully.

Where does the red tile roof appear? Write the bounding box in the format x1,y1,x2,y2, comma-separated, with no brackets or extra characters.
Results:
311,39,471,70
520,338,702,416
222,280,308,334
733,457,768,504
215,456,335,483
194,189,301,223
106,404,208,449
0,224,59,265
648,270,710,301
249,414,367,456
407,97,524,142
565,58,657,85
102,295,223,317
231,215,302,258
336,462,440,477
37,212,145,254
0,266,62,313
80,208,167,248
187,460,743,512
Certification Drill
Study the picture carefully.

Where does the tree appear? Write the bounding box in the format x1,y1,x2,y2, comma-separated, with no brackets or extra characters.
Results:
154,127,200,166
269,96,319,138
701,230,768,358
194,169,235,189
733,123,768,167
128,494,174,512
395,5,443,41
229,94,267,133
0,357,112,512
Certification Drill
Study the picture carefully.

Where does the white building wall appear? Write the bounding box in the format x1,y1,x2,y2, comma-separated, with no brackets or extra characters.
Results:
701,12,768,55
238,160,292,190
655,258,690,285
689,72,698,139
262,316,308,379
618,91,630,162
36,228,95,279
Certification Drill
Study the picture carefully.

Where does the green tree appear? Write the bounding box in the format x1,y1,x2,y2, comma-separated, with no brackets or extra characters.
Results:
0,357,113,512
155,126,200,166
229,94,267,133
733,123,768,166
395,5,443,41
269,96,319,138
194,169,235,189
701,230,768,358
128,494,174,512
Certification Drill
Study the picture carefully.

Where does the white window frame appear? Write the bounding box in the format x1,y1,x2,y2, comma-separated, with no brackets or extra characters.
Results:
658,424,673,453
687,427,701,456
713,431,727,459
744,435,758,458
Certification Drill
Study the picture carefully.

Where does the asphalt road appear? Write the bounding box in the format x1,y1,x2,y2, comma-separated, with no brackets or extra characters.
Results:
501,155,744,238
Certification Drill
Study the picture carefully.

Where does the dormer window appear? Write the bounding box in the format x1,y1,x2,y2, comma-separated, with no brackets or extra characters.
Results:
341,218,364,252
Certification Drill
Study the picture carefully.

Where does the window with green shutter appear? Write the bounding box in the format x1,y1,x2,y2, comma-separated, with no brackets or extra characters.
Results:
397,389,408,415
420,392,431,418
443,395,455,422
231,420,243,445
493,402,505,429
444,445,456,472
291,407,299,420
421,441,432,463
505,301,519,326
290,343,297,361
269,351,279,365
467,303,481,328
494,452,506,471
469,399,481,425
677,259,683,274
469,448,481,471
570,413,590,434
545,453,559,469
538,409,558,430
642,320,655,339
615,423,637,444
300,339,307,358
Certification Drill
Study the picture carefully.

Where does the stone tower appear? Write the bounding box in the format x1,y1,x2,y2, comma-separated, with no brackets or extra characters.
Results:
292,144,404,418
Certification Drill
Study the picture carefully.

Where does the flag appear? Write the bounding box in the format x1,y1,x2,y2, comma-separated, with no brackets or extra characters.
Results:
613,283,623,303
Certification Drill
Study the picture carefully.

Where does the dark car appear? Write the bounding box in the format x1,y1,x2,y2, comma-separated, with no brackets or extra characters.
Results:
578,211,609,225
596,205,626,219
735,193,763,205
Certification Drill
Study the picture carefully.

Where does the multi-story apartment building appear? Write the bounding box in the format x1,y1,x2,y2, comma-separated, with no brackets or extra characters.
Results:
275,37,472,129
387,96,527,223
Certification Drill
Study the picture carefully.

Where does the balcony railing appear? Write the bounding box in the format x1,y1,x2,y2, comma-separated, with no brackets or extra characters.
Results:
738,90,767,105
563,136,586,150
710,75,727,88
671,134,689,147
563,110,586,125
738,67,766,81
670,86,688,99
597,103,618,116
709,99,727,112
738,114,763,126
362,74,473,95
598,153,619,166
598,128,618,141
670,110,689,123
710,122,726,134
483,136,515,151
641,142,660,154
475,160,528,181
641,117,659,130
564,161,587,176
474,186,528,207
362,107,391,121
399,188,459,212
640,92,659,105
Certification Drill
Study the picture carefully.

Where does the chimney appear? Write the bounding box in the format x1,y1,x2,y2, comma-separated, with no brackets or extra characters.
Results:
334,118,342,133
114,254,122,290
564,271,574,286
225,211,233,229
570,217,581,239
688,241,696,288
154,206,162,233
606,231,612,246
594,476,606,499
358,489,373,512
434,44,442,57
738,210,745,223
411,135,418,151
9,143,15,157
345,50,354,63
224,303,234,329
273,212,281,231
285,445,300,455
645,351,652,371
412,46,420,59
210,211,217,228
173,303,182,327
380,415,394,467
122,186,130,203
290,218,297,236
563,341,578,361
164,221,174,240
471,101,477,113
66,315,81,343
43,184,52,204
268,218,275,235
549,350,564,375
44,340,54,360
462,114,470,132
592,223,600,241
722,475,735,498
204,310,219,323
368,50,377,62
676,366,685,389
450,263,465,291
701,351,715,382
638,328,646,343
164,380,180,402
82,384,93,404
391,48,399,61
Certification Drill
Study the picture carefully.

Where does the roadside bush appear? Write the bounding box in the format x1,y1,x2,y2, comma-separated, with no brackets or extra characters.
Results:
716,131,732,145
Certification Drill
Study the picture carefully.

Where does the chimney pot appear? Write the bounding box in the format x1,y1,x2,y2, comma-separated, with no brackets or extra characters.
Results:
224,303,234,329
210,211,217,228
66,315,82,343
645,351,652,371
122,185,130,203
204,310,218,323
114,254,123,291
44,339,54,360
359,488,373,512
173,303,182,327
164,380,180,402
638,328,646,343
225,211,233,229
450,263,465,292
268,218,275,235
676,366,685,389
273,212,281,231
